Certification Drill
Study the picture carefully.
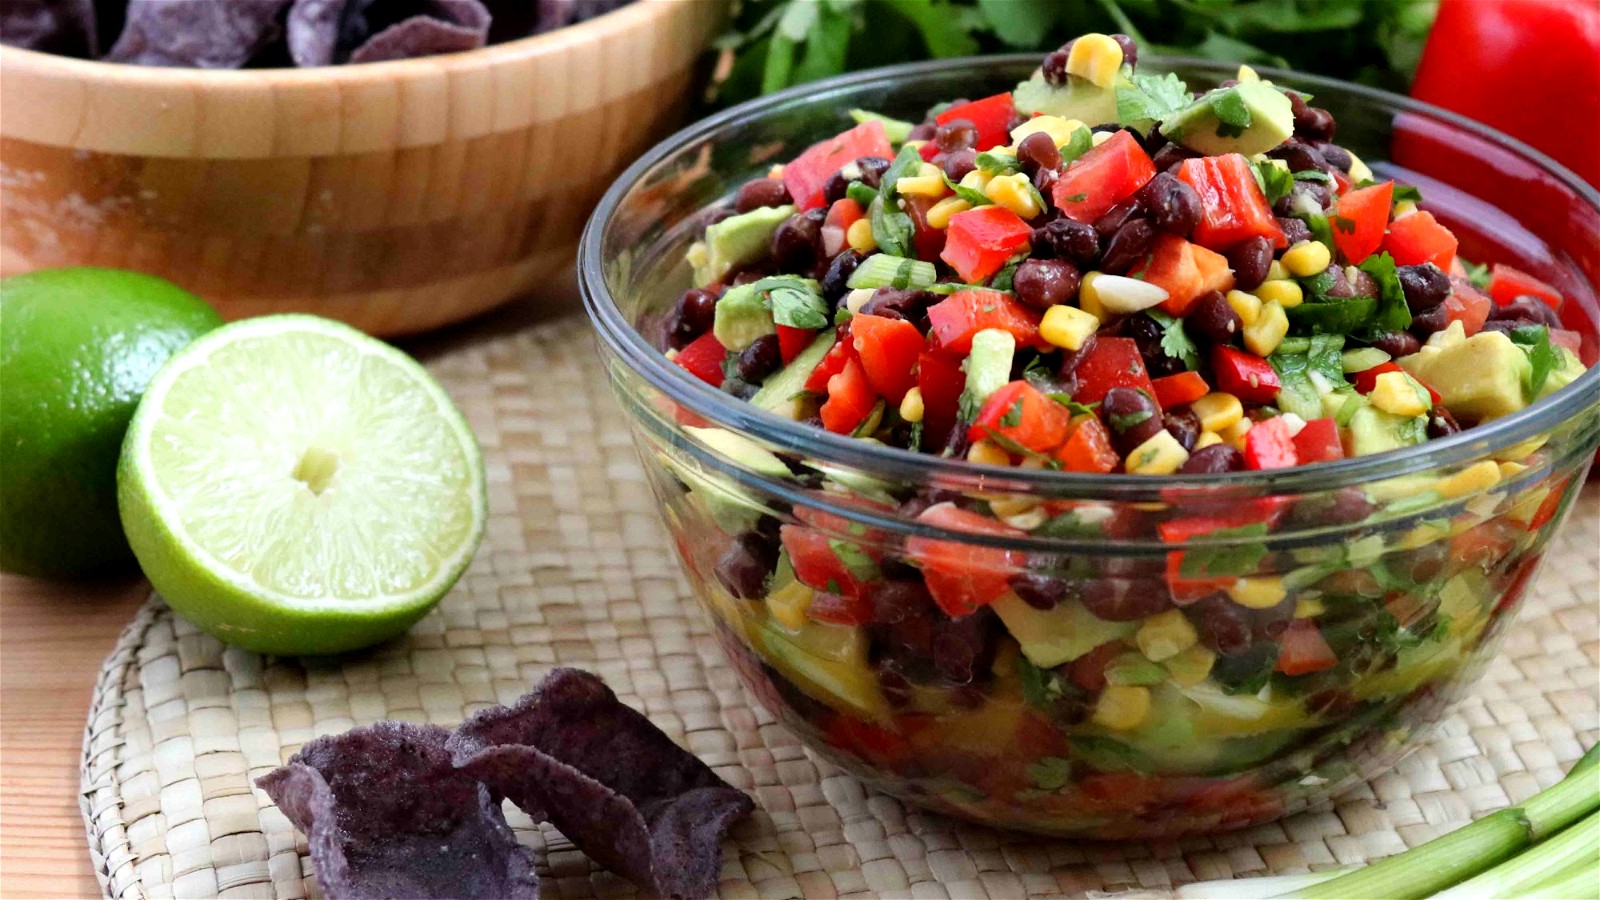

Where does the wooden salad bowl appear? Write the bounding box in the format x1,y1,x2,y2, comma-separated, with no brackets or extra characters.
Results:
0,0,723,336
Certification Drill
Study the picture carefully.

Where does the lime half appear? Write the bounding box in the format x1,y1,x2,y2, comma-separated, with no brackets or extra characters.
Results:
118,315,486,656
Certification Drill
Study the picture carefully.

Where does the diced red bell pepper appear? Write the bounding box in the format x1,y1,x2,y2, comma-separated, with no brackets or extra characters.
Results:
1054,415,1120,473
1210,346,1281,405
1052,131,1157,224
903,194,949,263
1275,620,1338,676
1139,235,1203,316
851,313,925,404
675,332,726,387
1070,336,1156,405
783,121,894,211
776,325,816,365
1176,153,1287,251
916,349,966,450
806,591,875,626
1330,180,1392,265
1193,240,1236,297
904,502,1026,618
821,198,865,258
1442,276,1492,336
780,525,875,599
1159,508,1281,601
1381,210,1458,270
941,205,1033,283
967,381,1074,453
918,141,941,162
1151,371,1209,409
1291,418,1345,464
926,289,1043,355
1351,361,1442,404
935,93,1017,152
1331,168,1353,196
1243,417,1299,470
805,327,854,393
820,356,877,434
1529,476,1571,530
1487,263,1564,309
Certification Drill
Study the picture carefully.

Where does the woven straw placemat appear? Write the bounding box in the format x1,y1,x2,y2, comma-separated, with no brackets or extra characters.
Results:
79,315,1599,900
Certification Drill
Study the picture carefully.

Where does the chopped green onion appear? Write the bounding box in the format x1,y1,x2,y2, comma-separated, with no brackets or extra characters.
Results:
846,181,879,208
1177,869,1355,899
848,109,915,144
846,253,937,291
1432,810,1599,900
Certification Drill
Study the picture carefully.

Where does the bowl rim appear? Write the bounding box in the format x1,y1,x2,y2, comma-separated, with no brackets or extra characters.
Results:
581,53,1600,502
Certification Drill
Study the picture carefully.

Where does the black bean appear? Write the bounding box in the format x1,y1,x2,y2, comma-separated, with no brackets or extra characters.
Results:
1138,172,1202,236
1348,268,1379,300
1164,406,1201,452
1488,294,1563,328
907,121,937,142
1277,217,1312,246
1017,130,1063,175
823,170,851,205
937,148,977,182
1286,90,1310,120
1100,219,1156,275
869,578,934,625
1187,290,1242,344
1033,218,1100,268
1294,105,1336,143
929,608,998,684
1102,386,1166,452
934,119,979,152
821,250,863,304
729,263,774,286
1268,140,1330,174
1152,141,1198,174
1315,142,1353,172
1042,43,1073,86
1410,304,1452,336
1032,166,1059,197
664,287,717,349
715,532,777,600
736,334,781,382
856,156,891,189
735,177,792,212
1011,572,1069,611
703,207,737,227
1110,33,1138,68
1180,444,1245,474
1013,259,1081,310
1123,311,1186,377
862,288,935,324
1188,592,1254,655
1289,487,1374,527
771,209,826,272
1397,263,1451,312
1370,330,1421,358
1094,196,1148,239
1079,577,1174,622
1427,406,1462,438
1227,235,1274,291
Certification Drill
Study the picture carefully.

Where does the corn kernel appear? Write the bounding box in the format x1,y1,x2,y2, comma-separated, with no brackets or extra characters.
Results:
1219,416,1253,449
1077,271,1109,320
899,386,925,424
1091,130,1115,147
1346,151,1374,184
1091,274,1169,314
1066,33,1125,88
999,505,1048,531
1092,684,1151,731
766,164,786,179
1393,199,1419,220
844,288,876,314
1164,645,1216,688
1396,520,1450,550
1236,64,1261,83
1255,279,1303,308
1266,260,1289,281
1192,392,1244,433
1500,435,1549,461
1230,576,1286,610
1226,289,1262,325
960,169,993,192
1497,461,1528,480
663,348,679,361
1294,597,1326,619
985,172,1043,219
1137,609,1198,662
1244,299,1289,356
925,196,971,230
765,580,812,630
968,440,1011,467
846,218,877,253
1437,460,1503,500
1195,430,1224,449
1126,430,1191,475
1369,370,1430,417
897,173,949,198
1040,304,1100,351
1504,485,1548,526
1282,240,1332,277
903,140,929,156
1010,115,1085,147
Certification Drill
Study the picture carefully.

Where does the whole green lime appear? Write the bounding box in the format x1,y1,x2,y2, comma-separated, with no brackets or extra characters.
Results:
1,268,222,576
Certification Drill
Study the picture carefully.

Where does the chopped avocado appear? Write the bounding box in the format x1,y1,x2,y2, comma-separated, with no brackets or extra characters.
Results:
1341,347,1391,373
750,330,835,417
712,281,777,352
683,426,791,479
1160,81,1293,157
664,453,767,534
1398,330,1532,420
1344,404,1425,457
992,594,1138,668
813,457,899,504
1275,376,1324,421
757,619,889,721
1012,69,1131,127
958,328,1015,419
1538,345,1587,400
693,204,794,287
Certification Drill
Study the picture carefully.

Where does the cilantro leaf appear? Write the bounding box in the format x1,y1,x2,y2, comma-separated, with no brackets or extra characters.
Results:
1208,87,1253,138
1017,655,1079,709
1461,258,1493,291
1392,184,1423,204
870,196,915,258
1294,170,1335,185
999,397,1024,428
1358,251,1413,334
1116,71,1192,125
1048,394,1098,416
1509,325,1558,396
753,276,830,330
974,149,1020,174
1147,309,1201,371
828,538,881,582
1059,125,1094,166
1108,408,1153,432
1033,510,1103,539
1254,160,1295,206
1331,214,1357,235
1178,523,1270,579
879,143,924,199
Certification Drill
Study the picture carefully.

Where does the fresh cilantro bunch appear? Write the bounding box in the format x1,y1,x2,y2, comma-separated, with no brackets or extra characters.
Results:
711,0,1437,107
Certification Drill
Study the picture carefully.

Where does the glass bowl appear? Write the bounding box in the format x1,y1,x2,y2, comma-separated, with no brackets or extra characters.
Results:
580,56,1600,838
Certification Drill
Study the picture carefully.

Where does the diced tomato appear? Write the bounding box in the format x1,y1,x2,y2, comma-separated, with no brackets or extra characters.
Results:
941,206,1033,283
675,332,726,387
1151,371,1209,409
1211,346,1281,405
904,502,1026,617
1052,131,1156,224
792,490,893,539
1192,241,1236,297
820,356,877,434
1275,621,1338,676
1071,337,1156,405
967,381,1074,454
1292,418,1344,464
1054,415,1120,473
1529,477,1571,530
1069,641,1125,693
780,525,874,599
1330,180,1392,265
1381,210,1458,270
806,591,874,626
935,93,1017,152
776,325,816,365
1176,153,1286,251
1243,417,1298,470
1487,263,1564,309
805,329,855,393
821,198,865,258
851,314,925,404
1442,276,1492,336
1449,519,1521,573
1352,362,1442,404
783,121,894,211
916,349,966,450
823,715,914,769
1552,329,1582,354
918,140,941,162
926,289,1044,354
1331,168,1352,196
903,194,949,263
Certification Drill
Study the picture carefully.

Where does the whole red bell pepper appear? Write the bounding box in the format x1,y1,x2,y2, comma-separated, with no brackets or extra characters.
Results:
1053,131,1156,224
1411,0,1600,188
1211,346,1281,405
941,206,1033,283
935,93,1017,152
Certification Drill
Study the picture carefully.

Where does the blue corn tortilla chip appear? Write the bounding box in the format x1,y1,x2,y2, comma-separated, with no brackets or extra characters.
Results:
449,668,754,900
257,721,540,900
105,0,292,67
285,0,343,66
346,0,488,64
0,0,99,56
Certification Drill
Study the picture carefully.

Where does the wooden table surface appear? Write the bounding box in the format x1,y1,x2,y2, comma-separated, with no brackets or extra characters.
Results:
0,288,580,899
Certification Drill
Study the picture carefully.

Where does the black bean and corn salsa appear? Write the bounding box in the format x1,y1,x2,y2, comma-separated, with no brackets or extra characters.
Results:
648,34,1593,836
